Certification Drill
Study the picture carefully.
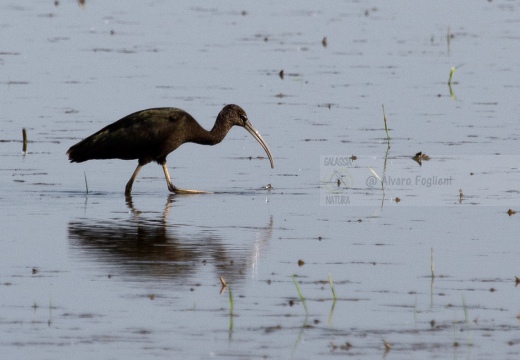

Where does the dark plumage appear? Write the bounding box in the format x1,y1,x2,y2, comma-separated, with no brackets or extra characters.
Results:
67,104,274,194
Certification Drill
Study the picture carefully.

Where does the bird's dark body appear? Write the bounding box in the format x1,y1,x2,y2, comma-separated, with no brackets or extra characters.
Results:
67,104,274,194
67,108,212,165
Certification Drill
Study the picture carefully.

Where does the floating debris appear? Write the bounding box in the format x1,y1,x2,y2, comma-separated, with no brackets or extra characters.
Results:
395,197,401,203
515,276,520,286
412,151,430,165
507,209,516,216
297,259,305,267
459,189,464,203
383,339,391,351
420,152,430,161
340,342,352,351
219,276,227,295
331,341,352,351
264,324,282,334
279,69,284,79
322,36,327,47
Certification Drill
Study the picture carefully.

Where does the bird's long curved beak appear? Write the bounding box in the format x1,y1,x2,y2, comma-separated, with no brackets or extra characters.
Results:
244,121,274,169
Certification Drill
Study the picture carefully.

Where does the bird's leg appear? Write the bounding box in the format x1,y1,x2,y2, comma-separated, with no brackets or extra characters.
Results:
161,163,176,192
125,164,143,195
161,163,210,194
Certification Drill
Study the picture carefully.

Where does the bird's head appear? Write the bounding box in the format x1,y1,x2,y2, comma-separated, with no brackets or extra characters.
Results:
218,104,274,169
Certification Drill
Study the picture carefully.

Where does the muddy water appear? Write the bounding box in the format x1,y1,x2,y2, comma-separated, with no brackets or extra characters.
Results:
2,1,520,359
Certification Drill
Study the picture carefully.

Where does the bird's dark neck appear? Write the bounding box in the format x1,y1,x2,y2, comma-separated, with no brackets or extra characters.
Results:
190,116,232,146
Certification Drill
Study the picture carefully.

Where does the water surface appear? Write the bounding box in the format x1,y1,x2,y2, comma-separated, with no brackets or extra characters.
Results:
1,1,520,359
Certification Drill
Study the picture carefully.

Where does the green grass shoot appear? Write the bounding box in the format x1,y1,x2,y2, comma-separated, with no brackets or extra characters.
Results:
292,274,308,314
462,295,468,325
228,286,234,315
447,26,451,54
328,273,337,301
382,105,390,141
413,295,418,325
328,274,337,326
48,298,53,327
228,286,234,338
430,247,434,278
462,294,472,345
448,66,456,85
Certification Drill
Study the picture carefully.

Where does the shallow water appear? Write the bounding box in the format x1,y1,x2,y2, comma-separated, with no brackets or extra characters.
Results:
2,1,520,359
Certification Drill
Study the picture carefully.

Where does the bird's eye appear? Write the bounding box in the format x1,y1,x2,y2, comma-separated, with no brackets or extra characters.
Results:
239,114,248,124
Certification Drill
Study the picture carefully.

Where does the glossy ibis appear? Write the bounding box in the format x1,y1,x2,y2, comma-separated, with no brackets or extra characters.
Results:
67,104,274,195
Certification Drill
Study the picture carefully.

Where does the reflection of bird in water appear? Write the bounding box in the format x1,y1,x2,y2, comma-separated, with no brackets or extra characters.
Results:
67,105,274,195
68,195,273,285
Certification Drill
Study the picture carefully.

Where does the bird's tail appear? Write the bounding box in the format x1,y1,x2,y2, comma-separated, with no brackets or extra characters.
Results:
66,131,113,163
66,140,90,163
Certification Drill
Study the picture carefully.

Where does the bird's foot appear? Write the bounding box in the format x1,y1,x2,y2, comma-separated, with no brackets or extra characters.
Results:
174,188,212,194
168,183,211,194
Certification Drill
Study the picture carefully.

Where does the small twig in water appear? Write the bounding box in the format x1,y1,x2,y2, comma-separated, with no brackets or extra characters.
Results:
368,167,382,183
84,171,89,194
383,339,391,351
219,276,227,295
22,128,28,154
